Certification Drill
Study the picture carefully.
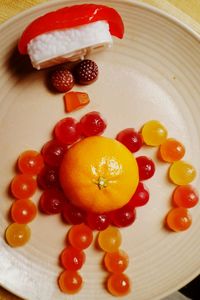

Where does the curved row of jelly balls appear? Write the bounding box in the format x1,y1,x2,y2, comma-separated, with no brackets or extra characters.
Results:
58,223,93,294
6,151,44,247
98,226,131,296
141,120,198,232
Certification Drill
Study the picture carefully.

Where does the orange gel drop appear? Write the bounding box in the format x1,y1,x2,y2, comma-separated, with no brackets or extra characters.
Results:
11,174,37,199
98,226,121,253
159,138,185,162
104,250,129,273
166,207,192,231
68,223,93,250
107,273,131,296
11,199,37,224
5,223,31,247
58,270,83,294
18,150,44,175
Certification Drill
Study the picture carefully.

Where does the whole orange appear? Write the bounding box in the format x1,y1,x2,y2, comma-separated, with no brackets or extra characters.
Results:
60,136,139,213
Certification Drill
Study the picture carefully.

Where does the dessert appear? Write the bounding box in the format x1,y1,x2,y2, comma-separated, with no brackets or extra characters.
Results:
5,111,198,295
159,138,185,162
58,270,82,294
173,185,199,208
136,156,155,180
141,120,168,146
166,207,192,232
74,59,98,85
11,199,37,224
116,128,143,153
50,68,74,92
18,4,124,69
64,91,90,112
169,160,196,185
106,273,131,296
68,223,93,250
5,223,31,247
11,174,37,199
104,250,129,273
79,111,107,137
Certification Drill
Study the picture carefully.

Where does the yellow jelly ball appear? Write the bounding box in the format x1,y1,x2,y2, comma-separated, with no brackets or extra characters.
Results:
142,120,167,146
169,161,196,185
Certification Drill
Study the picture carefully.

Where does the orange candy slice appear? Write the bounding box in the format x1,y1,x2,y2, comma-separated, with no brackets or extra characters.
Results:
64,91,90,112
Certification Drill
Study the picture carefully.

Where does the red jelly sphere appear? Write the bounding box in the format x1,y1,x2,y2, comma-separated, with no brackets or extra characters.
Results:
54,117,81,145
62,203,86,225
60,246,85,271
41,139,67,167
136,156,155,180
79,111,107,137
37,166,60,190
128,182,149,207
111,204,136,227
116,128,143,153
86,212,111,231
39,188,67,214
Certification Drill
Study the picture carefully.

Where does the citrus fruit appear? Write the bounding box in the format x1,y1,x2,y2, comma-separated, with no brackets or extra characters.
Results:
60,136,139,213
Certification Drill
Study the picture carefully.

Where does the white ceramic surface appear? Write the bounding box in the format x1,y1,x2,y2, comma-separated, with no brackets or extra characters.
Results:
0,1,200,299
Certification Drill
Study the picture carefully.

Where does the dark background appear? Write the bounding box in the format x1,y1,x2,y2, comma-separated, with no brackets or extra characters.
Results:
180,275,200,299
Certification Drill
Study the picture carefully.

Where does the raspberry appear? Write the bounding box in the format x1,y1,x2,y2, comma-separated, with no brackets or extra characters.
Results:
50,68,74,92
74,59,98,85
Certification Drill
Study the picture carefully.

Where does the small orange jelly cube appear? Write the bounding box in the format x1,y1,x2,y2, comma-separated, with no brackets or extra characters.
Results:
64,91,90,112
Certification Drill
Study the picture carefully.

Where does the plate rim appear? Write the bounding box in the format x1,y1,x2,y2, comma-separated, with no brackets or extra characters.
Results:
0,0,200,299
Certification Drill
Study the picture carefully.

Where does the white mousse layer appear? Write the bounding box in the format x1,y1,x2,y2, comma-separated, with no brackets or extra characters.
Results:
28,21,113,69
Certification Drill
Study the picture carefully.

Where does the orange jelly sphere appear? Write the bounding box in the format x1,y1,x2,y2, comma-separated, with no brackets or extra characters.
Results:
58,270,82,294
5,223,31,247
11,174,37,199
104,250,129,273
173,185,199,208
18,150,44,175
107,273,131,296
98,226,122,253
11,199,37,224
166,207,192,231
159,138,185,162
68,223,93,250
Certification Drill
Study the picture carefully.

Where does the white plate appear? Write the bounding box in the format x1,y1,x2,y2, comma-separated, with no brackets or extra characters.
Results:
0,1,200,299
